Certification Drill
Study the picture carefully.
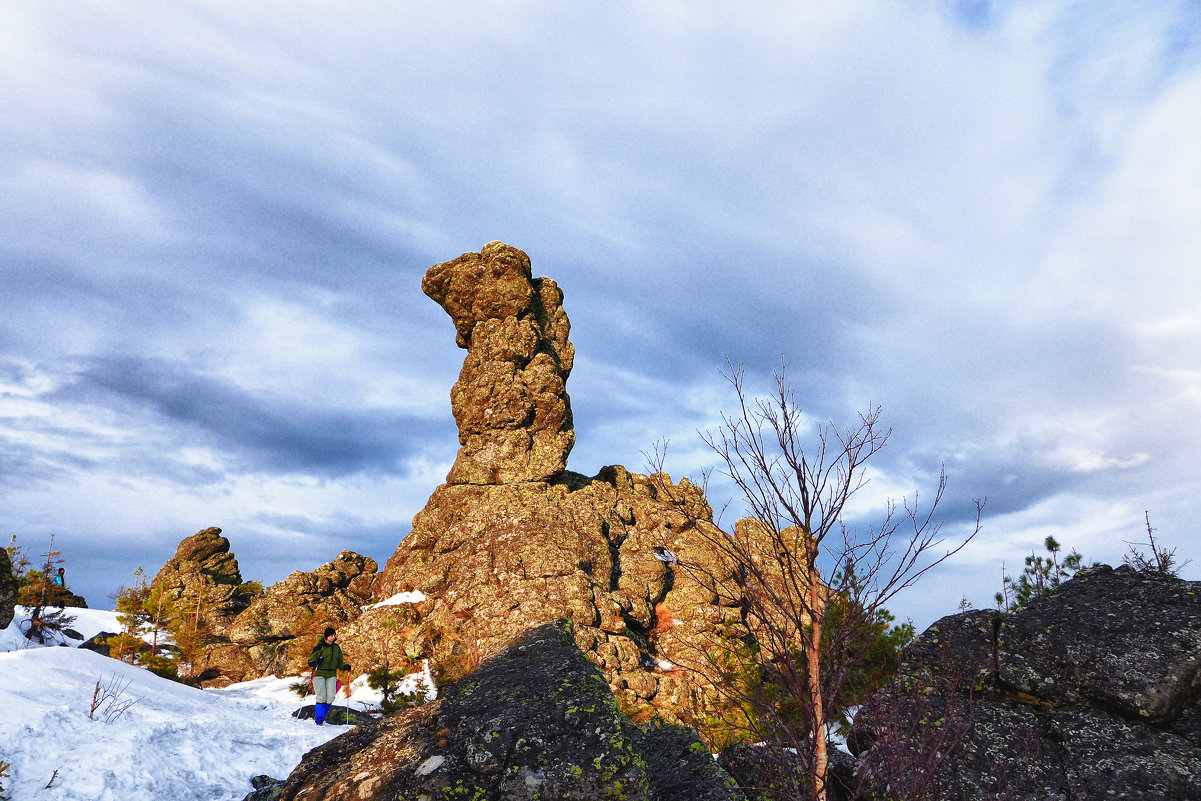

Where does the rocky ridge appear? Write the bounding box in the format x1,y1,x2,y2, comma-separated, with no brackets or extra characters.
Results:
140,244,776,728
850,564,1201,800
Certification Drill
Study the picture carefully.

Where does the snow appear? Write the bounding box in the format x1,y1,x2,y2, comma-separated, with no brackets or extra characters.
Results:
0,607,430,801
364,590,426,609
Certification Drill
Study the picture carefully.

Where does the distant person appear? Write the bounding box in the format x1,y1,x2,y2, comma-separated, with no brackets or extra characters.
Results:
51,567,66,589
307,627,351,726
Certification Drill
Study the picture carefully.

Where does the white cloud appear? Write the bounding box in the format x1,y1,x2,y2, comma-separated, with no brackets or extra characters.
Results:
3,0,1201,631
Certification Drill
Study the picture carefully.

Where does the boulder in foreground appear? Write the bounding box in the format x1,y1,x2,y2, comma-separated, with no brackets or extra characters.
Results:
278,620,743,801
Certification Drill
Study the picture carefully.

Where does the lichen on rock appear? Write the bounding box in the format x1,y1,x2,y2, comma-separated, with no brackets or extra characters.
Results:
850,564,1201,800
276,621,743,801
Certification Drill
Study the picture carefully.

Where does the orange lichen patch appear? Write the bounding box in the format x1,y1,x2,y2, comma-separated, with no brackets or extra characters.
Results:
651,602,676,636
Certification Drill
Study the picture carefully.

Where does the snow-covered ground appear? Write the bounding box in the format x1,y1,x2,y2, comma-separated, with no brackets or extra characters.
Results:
0,607,432,801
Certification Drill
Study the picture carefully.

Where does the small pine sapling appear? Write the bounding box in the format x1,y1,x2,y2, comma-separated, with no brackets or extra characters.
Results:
367,662,430,714
107,568,153,664
290,677,313,700
368,663,404,714
1124,512,1190,577
996,536,1084,613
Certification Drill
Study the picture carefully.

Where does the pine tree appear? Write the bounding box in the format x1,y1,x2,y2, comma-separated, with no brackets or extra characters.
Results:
996,536,1084,613
167,586,215,684
107,568,156,664
4,535,31,584
20,534,76,644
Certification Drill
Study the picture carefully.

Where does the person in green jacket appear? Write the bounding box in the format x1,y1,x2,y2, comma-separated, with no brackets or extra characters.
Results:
308,627,351,725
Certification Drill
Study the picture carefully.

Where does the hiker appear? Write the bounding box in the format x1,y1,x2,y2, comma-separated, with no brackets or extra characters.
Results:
51,567,66,589
307,627,351,726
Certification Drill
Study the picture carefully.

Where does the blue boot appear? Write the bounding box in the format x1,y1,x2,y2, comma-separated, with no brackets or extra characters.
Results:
315,702,328,725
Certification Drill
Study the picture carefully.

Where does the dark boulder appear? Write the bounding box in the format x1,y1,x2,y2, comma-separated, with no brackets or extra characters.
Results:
718,743,854,801
636,725,743,801
0,548,19,629
241,774,285,801
78,634,119,658
290,704,376,727
852,564,1201,800
59,591,89,609
998,564,1201,720
276,620,743,801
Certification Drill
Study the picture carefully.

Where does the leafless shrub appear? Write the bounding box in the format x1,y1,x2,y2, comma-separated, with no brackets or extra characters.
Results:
1124,511,1190,577
850,643,977,801
88,674,139,723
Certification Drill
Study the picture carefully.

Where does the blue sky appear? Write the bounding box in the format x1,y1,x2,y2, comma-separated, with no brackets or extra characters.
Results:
2,1,1199,628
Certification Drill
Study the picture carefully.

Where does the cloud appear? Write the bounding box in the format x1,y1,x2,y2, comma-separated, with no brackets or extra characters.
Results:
54,355,440,477
2,0,1199,630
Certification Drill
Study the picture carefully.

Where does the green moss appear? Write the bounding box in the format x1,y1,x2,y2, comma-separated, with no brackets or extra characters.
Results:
440,780,487,800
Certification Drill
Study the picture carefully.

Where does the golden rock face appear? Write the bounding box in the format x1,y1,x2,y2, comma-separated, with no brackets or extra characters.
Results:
422,242,575,485
155,244,782,733
362,243,772,728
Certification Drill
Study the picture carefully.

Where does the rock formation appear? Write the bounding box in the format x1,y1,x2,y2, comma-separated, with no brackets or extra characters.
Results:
346,243,751,728
365,465,740,723
423,241,575,484
150,527,256,625
849,564,1201,800
219,551,378,681
272,621,744,801
0,547,17,629
147,528,378,686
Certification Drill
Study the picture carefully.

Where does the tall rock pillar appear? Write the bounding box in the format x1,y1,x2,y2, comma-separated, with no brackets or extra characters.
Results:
422,241,575,484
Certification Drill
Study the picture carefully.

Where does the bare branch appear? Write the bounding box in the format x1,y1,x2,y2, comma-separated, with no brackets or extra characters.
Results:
653,359,982,801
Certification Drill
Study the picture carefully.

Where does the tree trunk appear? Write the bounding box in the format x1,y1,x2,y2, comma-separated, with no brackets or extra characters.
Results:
807,553,827,801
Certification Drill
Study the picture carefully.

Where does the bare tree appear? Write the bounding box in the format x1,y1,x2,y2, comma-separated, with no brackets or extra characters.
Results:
651,361,982,801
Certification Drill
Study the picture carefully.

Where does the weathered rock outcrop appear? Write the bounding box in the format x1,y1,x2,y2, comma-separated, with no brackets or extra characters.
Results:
850,564,1201,800
276,621,743,801
219,551,378,680
366,463,744,724
146,529,379,685
150,527,256,625
0,547,17,629
355,244,752,727
423,241,575,485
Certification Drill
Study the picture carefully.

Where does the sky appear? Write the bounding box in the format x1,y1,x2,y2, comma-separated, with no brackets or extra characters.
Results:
0,606,416,800
2,0,1200,629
